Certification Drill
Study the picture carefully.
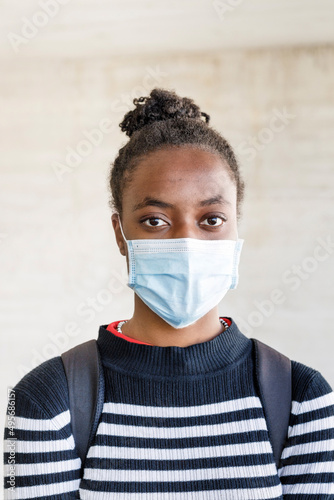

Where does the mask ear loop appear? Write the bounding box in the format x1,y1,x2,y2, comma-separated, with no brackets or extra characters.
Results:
117,215,136,284
117,214,128,243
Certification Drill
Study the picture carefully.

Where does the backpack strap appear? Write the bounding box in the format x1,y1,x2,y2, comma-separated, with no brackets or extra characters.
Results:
61,340,104,470
252,338,292,468
61,337,290,470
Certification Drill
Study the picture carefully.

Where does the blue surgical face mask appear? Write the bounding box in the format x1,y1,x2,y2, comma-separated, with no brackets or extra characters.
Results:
118,219,243,329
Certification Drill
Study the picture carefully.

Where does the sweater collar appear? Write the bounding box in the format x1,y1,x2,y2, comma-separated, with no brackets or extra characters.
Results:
97,318,252,377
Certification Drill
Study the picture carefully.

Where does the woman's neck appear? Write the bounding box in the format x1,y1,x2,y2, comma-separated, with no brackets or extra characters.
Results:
120,297,224,347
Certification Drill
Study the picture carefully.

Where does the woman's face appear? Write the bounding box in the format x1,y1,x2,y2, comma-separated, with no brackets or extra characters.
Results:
112,146,238,255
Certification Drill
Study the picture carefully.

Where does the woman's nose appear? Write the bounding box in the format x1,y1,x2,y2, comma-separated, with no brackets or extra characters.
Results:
170,223,198,240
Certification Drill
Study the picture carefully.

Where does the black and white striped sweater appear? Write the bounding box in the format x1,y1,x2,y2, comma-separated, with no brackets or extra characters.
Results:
4,319,334,499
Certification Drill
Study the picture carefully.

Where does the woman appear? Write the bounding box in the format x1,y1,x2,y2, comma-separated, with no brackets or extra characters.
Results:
4,88,334,499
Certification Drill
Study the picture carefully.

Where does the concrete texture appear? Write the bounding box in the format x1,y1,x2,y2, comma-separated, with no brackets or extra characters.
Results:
2,0,334,57
1,21,334,477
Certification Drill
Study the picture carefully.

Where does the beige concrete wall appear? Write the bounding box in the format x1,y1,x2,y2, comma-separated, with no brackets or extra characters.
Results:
1,47,334,440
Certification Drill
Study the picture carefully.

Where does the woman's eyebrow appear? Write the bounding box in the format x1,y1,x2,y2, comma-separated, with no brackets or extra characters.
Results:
200,195,230,206
133,195,230,211
133,197,174,211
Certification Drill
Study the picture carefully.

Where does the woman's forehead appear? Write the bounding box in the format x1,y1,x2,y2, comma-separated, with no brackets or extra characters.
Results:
123,147,236,204
134,146,227,171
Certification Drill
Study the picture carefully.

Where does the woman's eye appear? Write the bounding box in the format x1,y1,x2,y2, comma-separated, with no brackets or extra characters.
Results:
201,216,225,227
142,218,168,227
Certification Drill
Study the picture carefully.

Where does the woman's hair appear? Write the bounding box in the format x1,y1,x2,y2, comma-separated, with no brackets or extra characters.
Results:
109,88,244,217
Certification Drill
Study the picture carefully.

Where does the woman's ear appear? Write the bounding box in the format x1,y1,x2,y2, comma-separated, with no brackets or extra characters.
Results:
111,213,127,256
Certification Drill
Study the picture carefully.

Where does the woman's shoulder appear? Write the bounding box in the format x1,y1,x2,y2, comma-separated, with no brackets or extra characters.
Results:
13,356,69,418
290,359,334,416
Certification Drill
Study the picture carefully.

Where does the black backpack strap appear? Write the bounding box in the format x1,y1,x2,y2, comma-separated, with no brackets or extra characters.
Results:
61,340,105,470
252,339,292,468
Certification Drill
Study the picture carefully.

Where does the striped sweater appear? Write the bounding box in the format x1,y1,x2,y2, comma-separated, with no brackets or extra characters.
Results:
4,319,334,499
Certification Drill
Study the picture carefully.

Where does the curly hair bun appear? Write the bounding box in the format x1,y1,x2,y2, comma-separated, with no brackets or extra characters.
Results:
119,88,210,137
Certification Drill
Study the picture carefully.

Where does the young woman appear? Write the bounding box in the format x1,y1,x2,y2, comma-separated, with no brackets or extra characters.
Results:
4,89,334,499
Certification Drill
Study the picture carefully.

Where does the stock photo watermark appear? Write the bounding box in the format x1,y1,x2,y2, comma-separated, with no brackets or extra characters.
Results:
237,107,296,161
52,118,114,182
7,0,72,53
235,235,334,335
17,267,128,377
6,388,17,492
213,0,244,21
52,65,168,182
